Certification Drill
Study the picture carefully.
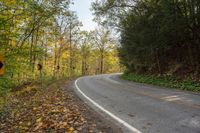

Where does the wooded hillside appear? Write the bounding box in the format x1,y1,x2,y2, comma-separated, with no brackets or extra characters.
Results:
92,0,200,81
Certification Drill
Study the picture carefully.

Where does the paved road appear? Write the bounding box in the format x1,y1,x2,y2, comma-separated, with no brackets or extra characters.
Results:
74,74,200,133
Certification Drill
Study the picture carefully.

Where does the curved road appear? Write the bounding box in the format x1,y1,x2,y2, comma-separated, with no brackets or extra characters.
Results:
74,74,200,133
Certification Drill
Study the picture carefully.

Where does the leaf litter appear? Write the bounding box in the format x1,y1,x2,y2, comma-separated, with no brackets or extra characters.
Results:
0,80,122,133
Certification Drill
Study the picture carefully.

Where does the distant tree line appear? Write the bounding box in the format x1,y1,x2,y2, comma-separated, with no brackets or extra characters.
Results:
92,0,200,79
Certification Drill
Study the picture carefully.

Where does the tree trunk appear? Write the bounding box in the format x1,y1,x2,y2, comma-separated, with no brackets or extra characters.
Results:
100,50,104,74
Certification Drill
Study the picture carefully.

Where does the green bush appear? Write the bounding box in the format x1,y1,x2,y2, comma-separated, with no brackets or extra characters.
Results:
122,73,200,92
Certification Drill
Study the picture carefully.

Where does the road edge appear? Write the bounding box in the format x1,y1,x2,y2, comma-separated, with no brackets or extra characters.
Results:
75,77,142,133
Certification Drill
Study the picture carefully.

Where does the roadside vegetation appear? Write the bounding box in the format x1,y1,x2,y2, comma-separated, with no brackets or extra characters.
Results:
122,72,200,92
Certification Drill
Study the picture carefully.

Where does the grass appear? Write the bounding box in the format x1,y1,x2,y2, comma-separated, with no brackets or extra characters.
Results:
121,73,200,92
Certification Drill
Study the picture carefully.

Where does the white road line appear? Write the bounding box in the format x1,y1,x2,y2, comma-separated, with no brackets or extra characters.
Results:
75,78,142,133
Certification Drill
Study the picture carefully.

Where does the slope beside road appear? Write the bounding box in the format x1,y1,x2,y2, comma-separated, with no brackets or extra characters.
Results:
74,74,200,133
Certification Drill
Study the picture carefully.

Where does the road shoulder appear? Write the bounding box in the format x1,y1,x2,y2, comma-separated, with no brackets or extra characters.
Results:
62,80,123,133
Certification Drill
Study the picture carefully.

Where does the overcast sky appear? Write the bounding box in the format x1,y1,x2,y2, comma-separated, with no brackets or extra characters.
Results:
70,0,96,31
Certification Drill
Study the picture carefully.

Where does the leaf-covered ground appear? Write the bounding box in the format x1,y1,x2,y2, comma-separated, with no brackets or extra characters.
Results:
0,80,122,133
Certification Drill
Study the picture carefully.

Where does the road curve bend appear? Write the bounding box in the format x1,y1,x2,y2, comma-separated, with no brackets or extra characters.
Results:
74,74,200,133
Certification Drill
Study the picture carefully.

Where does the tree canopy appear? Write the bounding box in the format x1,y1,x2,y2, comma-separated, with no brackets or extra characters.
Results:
92,0,200,80
0,0,120,96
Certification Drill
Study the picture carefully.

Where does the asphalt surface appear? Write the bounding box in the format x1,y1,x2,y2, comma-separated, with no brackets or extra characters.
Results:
74,74,200,133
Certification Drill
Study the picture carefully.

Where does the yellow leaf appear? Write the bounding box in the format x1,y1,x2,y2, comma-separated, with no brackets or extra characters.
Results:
67,127,74,133
36,118,42,123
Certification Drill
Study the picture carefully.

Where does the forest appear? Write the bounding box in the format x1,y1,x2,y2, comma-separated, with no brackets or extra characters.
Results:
92,0,200,82
0,0,200,132
0,0,120,97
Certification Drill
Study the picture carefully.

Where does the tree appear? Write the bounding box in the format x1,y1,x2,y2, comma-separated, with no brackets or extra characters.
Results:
92,27,114,74
79,31,93,75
